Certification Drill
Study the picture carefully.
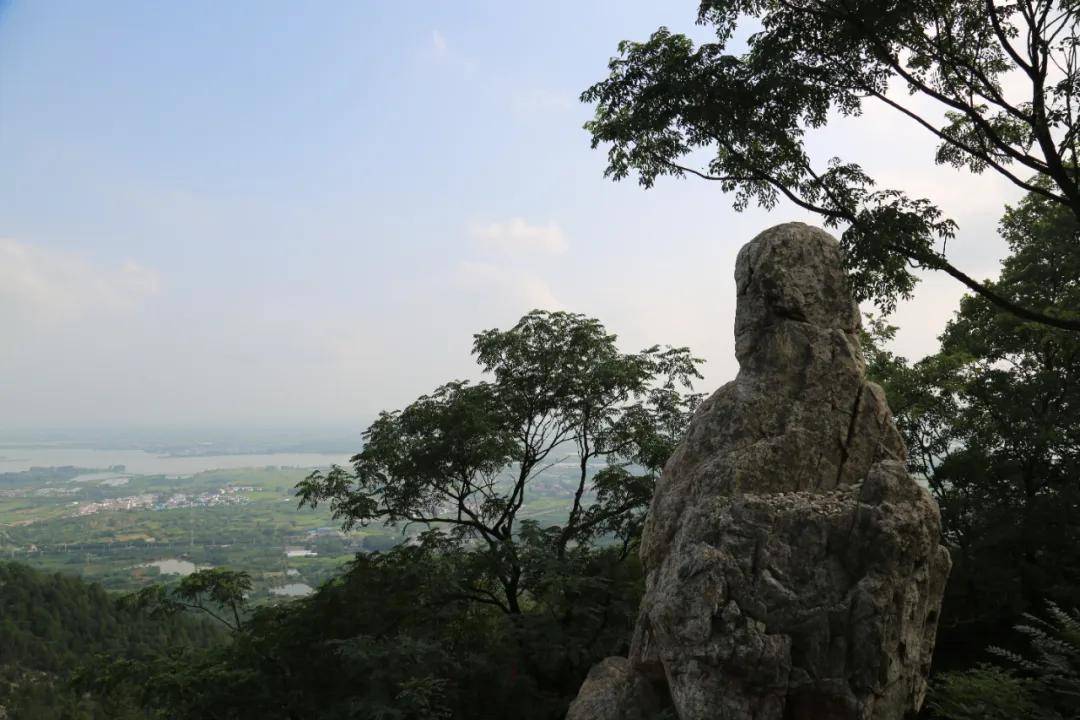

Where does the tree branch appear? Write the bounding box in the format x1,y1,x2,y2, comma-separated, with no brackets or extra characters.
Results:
908,250,1080,331
669,150,1080,331
987,0,1035,76
866,88,1068,204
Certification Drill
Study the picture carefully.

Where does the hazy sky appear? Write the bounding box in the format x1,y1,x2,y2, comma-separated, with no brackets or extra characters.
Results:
0,1,1026,435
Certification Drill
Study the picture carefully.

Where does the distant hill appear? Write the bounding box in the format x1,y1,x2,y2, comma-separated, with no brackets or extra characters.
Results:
0,561,220,719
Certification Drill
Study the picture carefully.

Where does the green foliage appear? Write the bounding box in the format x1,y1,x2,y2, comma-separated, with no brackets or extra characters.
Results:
582,1,1080,329
128,567,253,632
928,664,1042,720
298,310,702,614
1,465,381,599
88,310,697,719
930,603,1080,719
97,536,645,719
0,561,219,719
864,183,1080,665
990,603,1080,717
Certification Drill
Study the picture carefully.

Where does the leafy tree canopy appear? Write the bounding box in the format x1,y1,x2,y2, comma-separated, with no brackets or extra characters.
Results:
583,0,1080,330
97,537,648,720
864,181,1080,662
128,568,253,633
0,562,219,719
297,310,703,614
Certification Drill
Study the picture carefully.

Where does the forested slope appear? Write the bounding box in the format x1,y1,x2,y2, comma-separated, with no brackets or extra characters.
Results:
0,561,220,719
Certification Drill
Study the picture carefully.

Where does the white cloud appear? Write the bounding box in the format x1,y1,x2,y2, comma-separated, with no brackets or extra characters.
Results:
469,218,568,255
431,29,447,56
423,29,476,76
455,260,562,310
0,238,159,326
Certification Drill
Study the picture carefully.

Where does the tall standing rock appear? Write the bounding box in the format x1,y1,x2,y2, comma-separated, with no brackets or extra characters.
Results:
567,223,951,720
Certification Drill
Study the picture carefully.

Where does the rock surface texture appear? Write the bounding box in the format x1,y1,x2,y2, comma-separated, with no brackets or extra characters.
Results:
566,223,951,720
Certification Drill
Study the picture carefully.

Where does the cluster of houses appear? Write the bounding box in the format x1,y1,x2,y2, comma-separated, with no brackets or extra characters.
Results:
74,485,254,517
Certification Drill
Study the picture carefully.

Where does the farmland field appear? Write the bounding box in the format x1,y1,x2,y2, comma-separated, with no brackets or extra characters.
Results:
0,457,587,601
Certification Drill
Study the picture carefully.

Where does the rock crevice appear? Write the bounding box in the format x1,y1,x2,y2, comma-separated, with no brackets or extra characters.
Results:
567,223,950,720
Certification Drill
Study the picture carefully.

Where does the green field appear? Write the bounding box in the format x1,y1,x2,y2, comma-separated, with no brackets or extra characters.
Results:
0,466,408,600
0,462,584,601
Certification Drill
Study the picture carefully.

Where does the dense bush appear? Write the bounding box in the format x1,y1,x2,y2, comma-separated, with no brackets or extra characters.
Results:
87,535,642,719
930,604,1080,720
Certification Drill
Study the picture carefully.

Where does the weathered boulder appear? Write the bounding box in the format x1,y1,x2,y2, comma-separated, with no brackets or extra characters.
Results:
564,657,663,720
567,223,950,720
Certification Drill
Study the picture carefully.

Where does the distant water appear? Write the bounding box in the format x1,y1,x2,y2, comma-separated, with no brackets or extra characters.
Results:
269,583,313,597
70,471,130,484
139,558,198,576
0,447,348,475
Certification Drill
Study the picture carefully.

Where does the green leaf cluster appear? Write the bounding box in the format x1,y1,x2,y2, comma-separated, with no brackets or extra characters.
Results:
930,603,1080,719
297,310,702,615
583,1,1080,329
864,183,1080,665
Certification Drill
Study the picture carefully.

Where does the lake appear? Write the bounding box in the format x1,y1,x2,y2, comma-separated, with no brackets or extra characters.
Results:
0,447,349,476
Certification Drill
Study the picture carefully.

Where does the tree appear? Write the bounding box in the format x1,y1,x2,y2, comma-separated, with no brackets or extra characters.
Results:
582,0,1080,329
105,540,624,720
128,568,253,633
0,562,219,719
101,313,702,720
863,182,1080,661
297,310,702,615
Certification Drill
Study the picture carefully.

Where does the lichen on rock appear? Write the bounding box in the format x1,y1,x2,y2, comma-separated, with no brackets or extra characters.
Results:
566,223,951,720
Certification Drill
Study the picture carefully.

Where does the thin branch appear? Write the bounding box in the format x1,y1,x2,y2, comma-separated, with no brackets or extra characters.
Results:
876,42,1052,177
668,159,846,219
868,88,1067,204
177,599,239,633
678,146,1080,330
988,0,1035,76
907,250,1080,331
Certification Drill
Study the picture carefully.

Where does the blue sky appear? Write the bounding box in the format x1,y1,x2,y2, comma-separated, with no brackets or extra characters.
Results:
0,1,1022,433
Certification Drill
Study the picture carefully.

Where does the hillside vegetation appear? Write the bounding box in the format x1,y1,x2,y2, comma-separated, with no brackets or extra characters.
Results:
0,562,220,719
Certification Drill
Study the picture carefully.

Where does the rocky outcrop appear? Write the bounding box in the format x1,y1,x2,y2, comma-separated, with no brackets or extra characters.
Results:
564,658,663,720
566,223,951,720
